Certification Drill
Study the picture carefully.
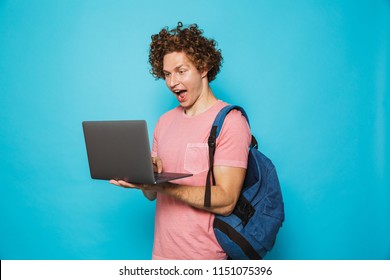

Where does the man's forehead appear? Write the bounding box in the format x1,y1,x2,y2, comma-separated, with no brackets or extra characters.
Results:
163,52,192,71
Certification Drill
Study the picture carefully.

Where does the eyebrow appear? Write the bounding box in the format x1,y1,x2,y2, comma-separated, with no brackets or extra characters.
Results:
163,64,185,73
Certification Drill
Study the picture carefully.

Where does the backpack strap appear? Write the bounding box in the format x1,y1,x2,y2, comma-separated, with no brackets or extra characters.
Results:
204,105,250,208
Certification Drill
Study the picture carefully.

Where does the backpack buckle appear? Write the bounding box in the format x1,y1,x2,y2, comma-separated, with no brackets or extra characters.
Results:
208,135,216,147
234,196,255,227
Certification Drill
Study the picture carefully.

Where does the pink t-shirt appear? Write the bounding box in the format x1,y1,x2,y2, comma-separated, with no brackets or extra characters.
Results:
151,100,251,259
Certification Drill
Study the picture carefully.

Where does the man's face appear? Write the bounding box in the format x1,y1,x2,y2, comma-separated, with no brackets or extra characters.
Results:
163,51,207,109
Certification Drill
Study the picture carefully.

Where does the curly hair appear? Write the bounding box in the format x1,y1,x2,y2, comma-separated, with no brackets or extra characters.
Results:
149,22,223,82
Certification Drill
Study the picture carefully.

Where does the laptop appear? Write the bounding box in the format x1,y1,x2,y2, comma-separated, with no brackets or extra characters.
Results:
82,120,192,184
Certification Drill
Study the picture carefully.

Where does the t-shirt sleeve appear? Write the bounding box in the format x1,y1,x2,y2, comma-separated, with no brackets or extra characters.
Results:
214,109,252,169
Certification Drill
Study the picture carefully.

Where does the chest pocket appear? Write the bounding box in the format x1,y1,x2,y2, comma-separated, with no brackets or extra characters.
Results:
184,143,209,174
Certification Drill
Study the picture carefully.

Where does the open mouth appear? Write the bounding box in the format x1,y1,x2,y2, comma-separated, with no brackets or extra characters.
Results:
173,89,187,102
173,89,187,96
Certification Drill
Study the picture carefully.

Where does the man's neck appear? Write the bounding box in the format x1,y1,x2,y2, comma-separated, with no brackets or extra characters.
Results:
184,87,217,117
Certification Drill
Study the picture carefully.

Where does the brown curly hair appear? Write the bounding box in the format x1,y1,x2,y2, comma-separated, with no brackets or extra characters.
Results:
149,22,223,82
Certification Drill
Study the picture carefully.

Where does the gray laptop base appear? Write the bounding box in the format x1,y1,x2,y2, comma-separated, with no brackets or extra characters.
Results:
82,120,192,184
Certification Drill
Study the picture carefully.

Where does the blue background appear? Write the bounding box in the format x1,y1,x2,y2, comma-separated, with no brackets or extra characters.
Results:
1,0,389,260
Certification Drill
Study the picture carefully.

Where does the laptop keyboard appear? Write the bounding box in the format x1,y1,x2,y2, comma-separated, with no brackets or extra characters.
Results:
153,173,171,181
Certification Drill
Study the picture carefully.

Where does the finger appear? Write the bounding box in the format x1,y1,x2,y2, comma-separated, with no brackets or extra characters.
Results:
156,159,163,173
152,157,157,172
118,180,139,189
153,157,163,173
109,179,120,186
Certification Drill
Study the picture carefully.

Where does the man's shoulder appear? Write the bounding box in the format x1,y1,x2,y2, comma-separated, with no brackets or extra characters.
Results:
160,106,183,119
157,106,183,123
212,101,248,123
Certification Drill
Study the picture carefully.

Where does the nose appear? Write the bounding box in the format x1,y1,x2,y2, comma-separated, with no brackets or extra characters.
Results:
169,72,180,87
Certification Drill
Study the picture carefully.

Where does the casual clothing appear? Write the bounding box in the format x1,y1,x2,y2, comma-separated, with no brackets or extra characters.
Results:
151,100,251,260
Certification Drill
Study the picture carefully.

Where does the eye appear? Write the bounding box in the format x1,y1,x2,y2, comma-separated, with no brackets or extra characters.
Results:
163,72,171,78
178,69,187,75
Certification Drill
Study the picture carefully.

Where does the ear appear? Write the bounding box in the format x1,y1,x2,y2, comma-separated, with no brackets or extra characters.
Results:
201,68,209,79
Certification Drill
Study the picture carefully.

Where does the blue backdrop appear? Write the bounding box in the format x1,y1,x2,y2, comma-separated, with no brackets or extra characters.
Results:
1,0,389,260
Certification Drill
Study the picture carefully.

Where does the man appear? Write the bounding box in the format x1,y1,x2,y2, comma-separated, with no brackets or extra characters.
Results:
110,22,251,259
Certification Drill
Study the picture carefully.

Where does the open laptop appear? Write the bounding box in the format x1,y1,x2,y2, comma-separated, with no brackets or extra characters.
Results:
82,120,192,184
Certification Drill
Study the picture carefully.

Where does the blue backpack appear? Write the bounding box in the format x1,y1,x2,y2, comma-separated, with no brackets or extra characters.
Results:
204,105,285,260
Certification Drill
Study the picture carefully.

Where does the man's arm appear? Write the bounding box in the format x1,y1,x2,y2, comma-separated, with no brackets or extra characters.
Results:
112,165,246,216
158,165,246,216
